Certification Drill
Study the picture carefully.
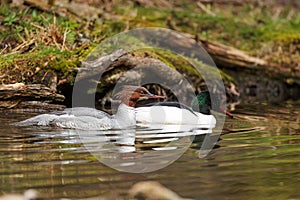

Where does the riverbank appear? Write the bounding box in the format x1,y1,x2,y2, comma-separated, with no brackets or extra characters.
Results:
1,0,299,107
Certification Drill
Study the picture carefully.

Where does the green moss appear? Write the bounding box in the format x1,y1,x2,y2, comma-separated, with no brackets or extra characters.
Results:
131,48,234,85
154,49,200,75
0,46,80,84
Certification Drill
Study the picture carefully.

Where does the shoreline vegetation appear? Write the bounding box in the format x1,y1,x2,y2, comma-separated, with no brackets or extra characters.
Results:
0,0,300,110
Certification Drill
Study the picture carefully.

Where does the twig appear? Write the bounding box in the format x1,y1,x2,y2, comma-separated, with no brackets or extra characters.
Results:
10,39,36,54
61,28,70,51
24,27,30,38
17,33,26,43
0,45,8,55
196,1,216,16
286,9,295,20
272,7,282,21
31,23,46,30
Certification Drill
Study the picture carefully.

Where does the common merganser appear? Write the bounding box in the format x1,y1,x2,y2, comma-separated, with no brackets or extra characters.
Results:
13,86,165,130
135,91,228,129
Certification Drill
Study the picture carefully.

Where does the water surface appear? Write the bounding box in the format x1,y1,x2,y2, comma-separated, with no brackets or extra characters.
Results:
0,101,299,199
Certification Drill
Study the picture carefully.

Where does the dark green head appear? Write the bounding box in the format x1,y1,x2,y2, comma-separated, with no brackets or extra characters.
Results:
191,91,211,115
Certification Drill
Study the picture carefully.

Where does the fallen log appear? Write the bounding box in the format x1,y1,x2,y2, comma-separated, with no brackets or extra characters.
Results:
198,38,300,84
0,83,65,101
0,100,66,112
0,83,65,110
148,28,297,85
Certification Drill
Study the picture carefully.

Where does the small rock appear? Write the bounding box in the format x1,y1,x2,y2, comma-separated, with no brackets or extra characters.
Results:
0,189,40,200
129,181,192,200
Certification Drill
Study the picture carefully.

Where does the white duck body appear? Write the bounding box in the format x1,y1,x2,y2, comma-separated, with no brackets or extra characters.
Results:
13,104,136,130
135,104,216,129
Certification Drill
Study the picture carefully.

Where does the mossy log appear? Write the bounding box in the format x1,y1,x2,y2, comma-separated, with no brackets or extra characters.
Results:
77,49,206,106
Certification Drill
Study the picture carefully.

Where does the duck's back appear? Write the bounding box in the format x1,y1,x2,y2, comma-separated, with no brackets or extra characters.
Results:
135,103,216,127
13,107,114,130
51,107,111,118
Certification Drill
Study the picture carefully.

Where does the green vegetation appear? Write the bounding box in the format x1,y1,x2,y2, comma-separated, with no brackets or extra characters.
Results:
132,3,300,53
0,5,83,85
0,0,299,88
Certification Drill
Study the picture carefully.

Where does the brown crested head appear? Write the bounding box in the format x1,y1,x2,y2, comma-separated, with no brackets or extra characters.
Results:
113,86,165,107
